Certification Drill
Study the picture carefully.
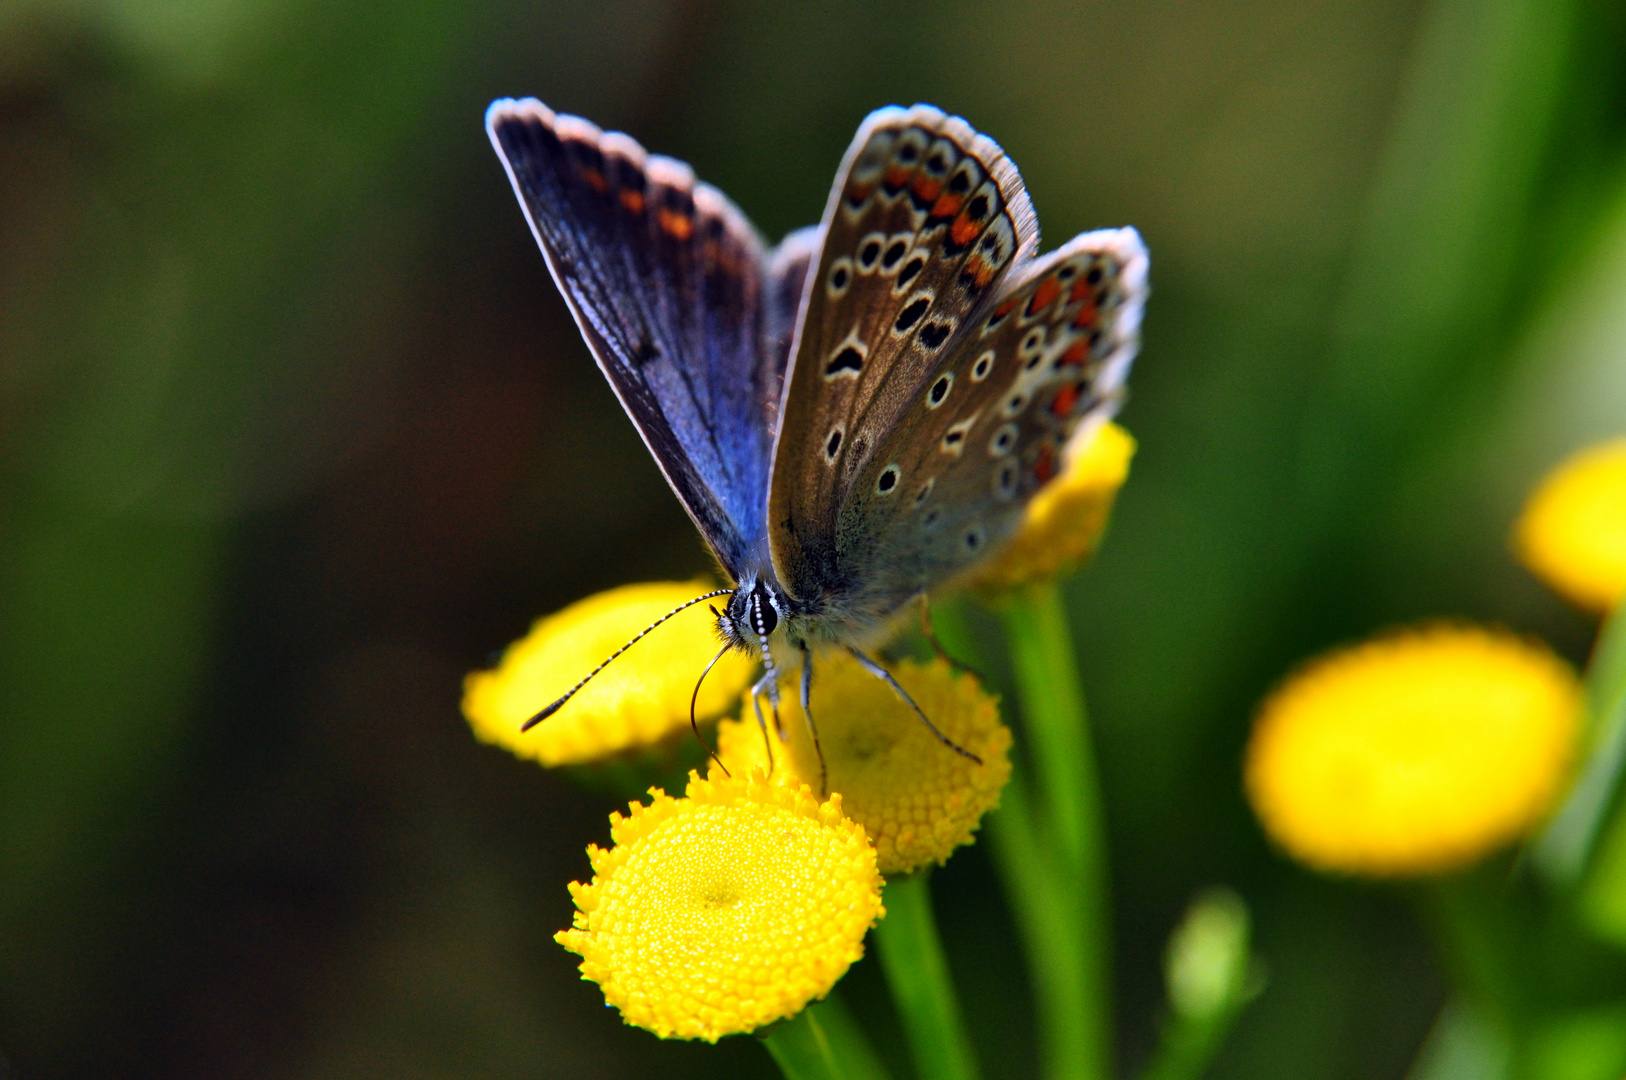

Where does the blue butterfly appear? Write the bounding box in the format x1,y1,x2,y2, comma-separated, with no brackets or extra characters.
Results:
487,99,1147,781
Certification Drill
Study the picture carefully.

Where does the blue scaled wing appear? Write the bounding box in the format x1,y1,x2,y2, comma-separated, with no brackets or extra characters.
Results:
487,98,817,574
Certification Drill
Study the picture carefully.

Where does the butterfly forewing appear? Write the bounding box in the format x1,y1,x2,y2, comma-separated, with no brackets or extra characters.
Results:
487,99,810,574
769,105,1040,604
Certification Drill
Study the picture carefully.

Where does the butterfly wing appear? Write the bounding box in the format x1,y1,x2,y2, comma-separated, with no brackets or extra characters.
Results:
488,98,814,574
768,105,1040,604
836,228,1149,620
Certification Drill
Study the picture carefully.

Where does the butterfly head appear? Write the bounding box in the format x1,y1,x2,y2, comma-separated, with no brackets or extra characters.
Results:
718,575,788,656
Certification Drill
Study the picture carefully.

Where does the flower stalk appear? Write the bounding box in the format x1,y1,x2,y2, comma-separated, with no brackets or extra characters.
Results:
873,871,983,1080
996,581,1114,1080
760,994,894,1080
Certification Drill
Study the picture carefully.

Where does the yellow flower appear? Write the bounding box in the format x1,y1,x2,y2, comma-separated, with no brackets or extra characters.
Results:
463,581,754,767
1515,437,1626,613
969,421,1136,594
1245,624,1582,876
715,653,1011,875
556,769,883,1041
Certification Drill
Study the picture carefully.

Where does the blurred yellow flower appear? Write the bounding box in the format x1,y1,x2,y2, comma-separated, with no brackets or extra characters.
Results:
970,421,1136,594
715,653,1010,875
1245,624,1581,876
556,769,883,1041
1515,437,1626,613
462,581,754,767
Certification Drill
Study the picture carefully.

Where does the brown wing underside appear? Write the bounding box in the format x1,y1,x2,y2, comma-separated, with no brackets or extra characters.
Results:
769,105,1039,605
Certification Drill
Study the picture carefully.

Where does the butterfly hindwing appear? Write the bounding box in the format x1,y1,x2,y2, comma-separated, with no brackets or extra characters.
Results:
842,228,1149,616
488,99,810,573
769,105,1040,605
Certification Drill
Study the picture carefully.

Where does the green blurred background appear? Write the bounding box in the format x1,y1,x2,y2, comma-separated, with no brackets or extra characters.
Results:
4,0,1626,1076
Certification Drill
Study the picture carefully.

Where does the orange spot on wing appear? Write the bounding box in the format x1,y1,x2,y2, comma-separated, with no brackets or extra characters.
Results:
620,189,645,214
1071,298,1098,328
1050,383,1080,418
658,209,693,241
929,192,963,219
950,214,980,246
884,165,912,191
965,255,994,289
579,166,607,193
912,175,943,203
1058,340,1088,367
1033,443,1056,483
1070,279,1093,302
1027,277,1061,316
994,296,1021,319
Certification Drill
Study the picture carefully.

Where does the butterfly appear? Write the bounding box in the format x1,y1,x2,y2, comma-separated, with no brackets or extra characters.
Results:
487,98,1147,780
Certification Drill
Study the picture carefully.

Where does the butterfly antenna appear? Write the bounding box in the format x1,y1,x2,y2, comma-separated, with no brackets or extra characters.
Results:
521,588,733,731
846,645,983,765
689,643,734,776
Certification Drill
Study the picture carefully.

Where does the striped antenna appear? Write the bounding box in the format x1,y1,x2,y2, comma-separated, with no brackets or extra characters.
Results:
522,588,733,731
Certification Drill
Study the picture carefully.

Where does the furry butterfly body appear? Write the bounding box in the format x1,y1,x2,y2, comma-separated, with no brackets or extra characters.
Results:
487,98,1146,730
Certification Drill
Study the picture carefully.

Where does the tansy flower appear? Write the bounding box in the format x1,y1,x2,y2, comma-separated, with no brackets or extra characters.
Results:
1245,624,1582,876
714,653,1011,875
463,581,754,767
969,421,1136,594
1515,437,1626,613
556,769,884,1041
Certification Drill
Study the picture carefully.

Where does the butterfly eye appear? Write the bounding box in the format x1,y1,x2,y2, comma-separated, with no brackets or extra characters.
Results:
971,351,994,381
881,236,910,272
893,294,932,334
827,257,854,297
824,342,865,379
857,234,885,271
894,256,926,292
993,461,1020,501
926,373,953,408
988,422,1019,457
917,320,954,351
875,465,901,495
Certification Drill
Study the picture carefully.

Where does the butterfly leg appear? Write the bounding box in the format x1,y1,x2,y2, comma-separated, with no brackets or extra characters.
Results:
799,644,829,797
846,645,984,765
918,594,985,680
748,672,778,775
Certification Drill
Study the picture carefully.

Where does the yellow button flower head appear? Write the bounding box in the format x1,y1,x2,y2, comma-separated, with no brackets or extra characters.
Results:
715,653,1011,875
970,421,1136,594
556,769,883,1041
1245,624,1582,877
463,581,754,767
1515,437,1626,613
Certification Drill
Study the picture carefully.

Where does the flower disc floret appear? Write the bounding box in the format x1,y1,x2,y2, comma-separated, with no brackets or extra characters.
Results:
1515,437,1626,613
462,581,754,766
716,653,1011,875
556,769,883,1041
970,421,1135,594
1245,623,1581,876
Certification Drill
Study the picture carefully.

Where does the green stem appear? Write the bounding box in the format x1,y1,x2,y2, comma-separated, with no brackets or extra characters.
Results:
986,772,1095,1080
873,872,982,1080
991,581,1113,1080
1534,599,1626,886
760,994,893,1080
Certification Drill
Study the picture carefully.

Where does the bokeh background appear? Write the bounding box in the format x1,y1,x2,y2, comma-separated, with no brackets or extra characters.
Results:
4,0,1626,1077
